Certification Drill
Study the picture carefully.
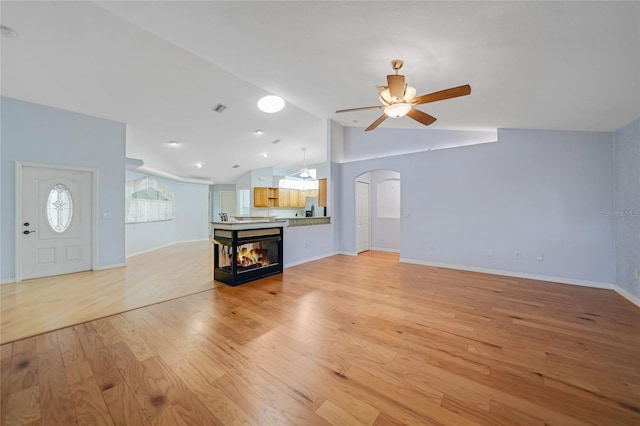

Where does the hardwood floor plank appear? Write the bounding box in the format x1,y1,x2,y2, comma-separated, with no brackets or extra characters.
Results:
102,381,149,426
57,327,87,368
171,358,257,426
0,249,638,425
7,338,39,394
74,323,123,392
0,344,13,425
107,340,169,420
37,347,77,425
3,386,40,426
0,242,219,344
68,375,114,426
140,355,225,425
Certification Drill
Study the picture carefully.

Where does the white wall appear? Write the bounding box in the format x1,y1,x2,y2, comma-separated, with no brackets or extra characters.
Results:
338,127,615,286
125,170,209,257
1,97,126,281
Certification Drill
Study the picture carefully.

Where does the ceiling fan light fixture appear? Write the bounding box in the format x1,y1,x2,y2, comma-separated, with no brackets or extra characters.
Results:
380,88,392,104
384,103,412,118
257,95,285,113
403,85,417,102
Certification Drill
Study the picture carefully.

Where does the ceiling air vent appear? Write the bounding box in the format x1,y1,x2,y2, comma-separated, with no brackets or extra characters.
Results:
272,139,280,145
232,164,240,168
213,104,227,113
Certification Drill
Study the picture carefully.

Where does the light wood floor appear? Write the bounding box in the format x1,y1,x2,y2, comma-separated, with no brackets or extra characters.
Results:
1,249,639,425
0,242,220,344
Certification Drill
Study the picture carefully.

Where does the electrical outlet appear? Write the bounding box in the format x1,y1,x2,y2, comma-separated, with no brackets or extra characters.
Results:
102,212,112,219
427,244,433,251
537,252,543,261
487,249,493,257
515,251,521,259
634,268,639,280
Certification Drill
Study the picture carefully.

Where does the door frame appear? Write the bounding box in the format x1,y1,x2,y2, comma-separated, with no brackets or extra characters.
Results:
355,180,371,254
15,161,98,282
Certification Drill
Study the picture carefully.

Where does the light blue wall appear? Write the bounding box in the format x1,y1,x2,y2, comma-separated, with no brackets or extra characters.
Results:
613,117,640,299
1,97,126,280
125,170,209,257
339,128,615,285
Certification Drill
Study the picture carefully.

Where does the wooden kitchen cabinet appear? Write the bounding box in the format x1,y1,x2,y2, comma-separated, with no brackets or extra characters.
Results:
289,190,305,208
318,178,327,207
254,187,279,207
254,187,269,207
276,188,290,207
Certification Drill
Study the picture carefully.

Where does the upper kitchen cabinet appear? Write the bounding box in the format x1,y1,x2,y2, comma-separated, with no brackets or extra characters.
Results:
276,188,290,207
254,187,277,207
318,178,327,207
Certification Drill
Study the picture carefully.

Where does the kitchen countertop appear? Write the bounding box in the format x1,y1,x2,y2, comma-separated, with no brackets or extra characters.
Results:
287,217,331,227
210,220,286,230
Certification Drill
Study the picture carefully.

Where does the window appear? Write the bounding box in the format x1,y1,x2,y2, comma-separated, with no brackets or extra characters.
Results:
125,176,175,223
46,184,73,233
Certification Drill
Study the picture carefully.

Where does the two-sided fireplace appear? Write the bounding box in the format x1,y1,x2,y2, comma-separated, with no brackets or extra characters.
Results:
213,226,283,286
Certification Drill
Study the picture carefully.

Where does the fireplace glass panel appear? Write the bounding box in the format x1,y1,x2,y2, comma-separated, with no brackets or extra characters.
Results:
217,239,280,273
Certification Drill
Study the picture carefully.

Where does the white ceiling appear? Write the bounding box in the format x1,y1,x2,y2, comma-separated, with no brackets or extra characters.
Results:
2,1,638,183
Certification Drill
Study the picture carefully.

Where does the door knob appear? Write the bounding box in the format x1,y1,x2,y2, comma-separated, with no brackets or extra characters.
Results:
23,230,36,235
23,222,30,226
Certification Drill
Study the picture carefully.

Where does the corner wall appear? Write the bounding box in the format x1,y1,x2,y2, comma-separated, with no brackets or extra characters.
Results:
613,117,640,300
125,170,209,257
1,96,126,281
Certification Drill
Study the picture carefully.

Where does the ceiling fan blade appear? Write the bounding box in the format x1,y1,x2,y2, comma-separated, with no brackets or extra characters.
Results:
335,105,384,113
387,74,405,100
412,84,471,105
365,114,388,131
407,108,437,126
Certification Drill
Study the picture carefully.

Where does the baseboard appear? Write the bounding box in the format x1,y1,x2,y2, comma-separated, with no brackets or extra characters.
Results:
126,239,209,259
94,263,126,271
337,251,358,256
370,247,400,253
285,252,339,268
1,277,16,285
177,238,209,244
399,258,614,290
126,242,177,258
613,285,640,309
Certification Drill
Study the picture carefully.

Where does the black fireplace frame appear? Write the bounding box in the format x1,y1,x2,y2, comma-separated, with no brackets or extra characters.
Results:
213,226,284,286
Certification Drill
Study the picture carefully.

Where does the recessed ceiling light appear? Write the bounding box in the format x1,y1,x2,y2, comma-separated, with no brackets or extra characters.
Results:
257,95,285,113
260,152,269,158
168,140,180,146
232,164,240,168
1,26,17,38
254,129,263,135
195,162,203,168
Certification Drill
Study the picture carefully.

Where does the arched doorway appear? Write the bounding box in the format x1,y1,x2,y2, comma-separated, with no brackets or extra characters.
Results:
354,170,401,254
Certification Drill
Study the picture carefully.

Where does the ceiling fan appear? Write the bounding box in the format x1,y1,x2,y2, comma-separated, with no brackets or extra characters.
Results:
335,59,471,131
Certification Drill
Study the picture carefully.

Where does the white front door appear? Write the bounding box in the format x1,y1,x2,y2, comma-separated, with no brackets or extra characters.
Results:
18,164,93,281
356,180,370,253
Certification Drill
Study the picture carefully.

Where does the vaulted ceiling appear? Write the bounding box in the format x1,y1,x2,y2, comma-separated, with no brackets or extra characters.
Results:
2,1,638,183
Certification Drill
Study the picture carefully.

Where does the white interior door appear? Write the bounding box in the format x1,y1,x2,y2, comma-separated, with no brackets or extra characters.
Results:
356,181,370,253
19,165,93,281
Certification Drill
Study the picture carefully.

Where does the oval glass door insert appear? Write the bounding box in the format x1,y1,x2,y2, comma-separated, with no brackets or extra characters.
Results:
47,183,74,233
